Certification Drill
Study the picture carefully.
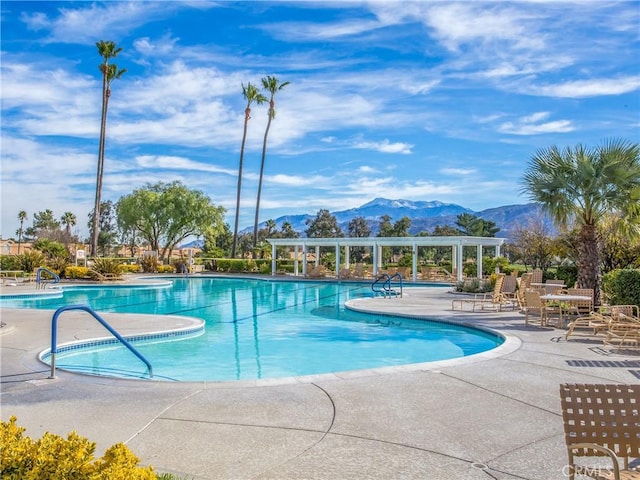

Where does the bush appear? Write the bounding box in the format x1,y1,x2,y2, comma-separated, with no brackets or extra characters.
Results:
17,250,46,274
602,269,640,307
65,266,91,279
120,264,142,274
157,265,174,273
1,416,156,479
140,256,158,273
91,257,123,275
0,255,21,270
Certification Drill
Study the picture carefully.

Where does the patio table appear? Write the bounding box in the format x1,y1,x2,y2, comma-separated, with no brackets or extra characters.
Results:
540,294,591,328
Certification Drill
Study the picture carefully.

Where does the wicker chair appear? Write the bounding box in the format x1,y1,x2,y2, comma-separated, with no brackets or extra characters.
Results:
559,383,640,480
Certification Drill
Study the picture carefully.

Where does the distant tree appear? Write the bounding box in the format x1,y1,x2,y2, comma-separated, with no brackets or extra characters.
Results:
91,40,126,257
25,209,61,241
116,181,226,260
305,209,343,238
16,210,27,253
347,217,371,262
521,139,640,304
392,216,411,237
348,217,371,238
232,82,267,258
455,213,499,237
60,211,77,247
599,213,640,271
432,225,461,236
508,215,557,272
279,221,299,239
377,215,394,237
253,75,290,248
204,223,232,258
88,201,118,256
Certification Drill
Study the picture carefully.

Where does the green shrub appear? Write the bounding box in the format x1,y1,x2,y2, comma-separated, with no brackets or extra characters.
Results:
17,250,46,274
120,264,142,274
0,255,21,270
91,257,123,275
228,259,247,272
602,269,640,307
216,259,231,272
555,264,578,289
140,256,158,273
1,416,156,479
65,266,91,279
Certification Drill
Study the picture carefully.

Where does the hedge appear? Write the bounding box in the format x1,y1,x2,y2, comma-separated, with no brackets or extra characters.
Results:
602,268,640,307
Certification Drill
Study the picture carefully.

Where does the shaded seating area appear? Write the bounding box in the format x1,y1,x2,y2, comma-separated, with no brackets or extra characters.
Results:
559,383,640,480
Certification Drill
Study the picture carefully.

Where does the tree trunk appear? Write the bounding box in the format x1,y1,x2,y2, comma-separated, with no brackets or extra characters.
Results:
253,113,273,251
232,109,251,258
576,223,601,305
91,75,109,256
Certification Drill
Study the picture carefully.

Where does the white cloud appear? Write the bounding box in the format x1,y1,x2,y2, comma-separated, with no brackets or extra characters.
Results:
352,139,413,154
498,112,574,135
529,76,640,98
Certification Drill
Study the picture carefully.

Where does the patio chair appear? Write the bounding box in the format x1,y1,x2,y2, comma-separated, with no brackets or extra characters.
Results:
523,289,555,326
338,267,351,279
306,265,326,278
603,306,640,351
559,383,640,480
565,288,595,316
531,268,543,285
565,309,612,340
452,274,513,311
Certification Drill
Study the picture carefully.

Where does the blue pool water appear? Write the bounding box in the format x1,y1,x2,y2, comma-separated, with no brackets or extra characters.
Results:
2,278,503,381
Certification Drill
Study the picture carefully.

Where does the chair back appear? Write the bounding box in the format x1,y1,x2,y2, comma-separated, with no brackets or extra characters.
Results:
567,288,594,313
531,268,543,284
502,275,517,295
610,305,640,320
560,383,640,462
524,289,542,309
492,274,505,301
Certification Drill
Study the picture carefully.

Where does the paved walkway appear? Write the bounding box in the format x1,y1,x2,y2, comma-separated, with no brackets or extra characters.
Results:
1,284,639,479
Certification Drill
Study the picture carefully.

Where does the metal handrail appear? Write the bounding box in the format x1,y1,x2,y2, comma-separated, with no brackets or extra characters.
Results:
36,267,60,289
371,273,403,298
49,304,153,379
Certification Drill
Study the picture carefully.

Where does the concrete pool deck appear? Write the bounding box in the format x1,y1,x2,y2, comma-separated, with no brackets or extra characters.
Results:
1,283,639,479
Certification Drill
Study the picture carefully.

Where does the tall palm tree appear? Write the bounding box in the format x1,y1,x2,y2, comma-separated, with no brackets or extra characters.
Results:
252,75,290,249
231,83,266,258
16,210,27,254
520,139,640,304
91,40,126,257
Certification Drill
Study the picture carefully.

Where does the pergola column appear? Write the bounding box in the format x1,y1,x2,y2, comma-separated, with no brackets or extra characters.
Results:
294,245,299,276
334,244,340,278
477,244,483,279
271,243,277,276
412,243,418,282
302,245,308,276
456,243,463,282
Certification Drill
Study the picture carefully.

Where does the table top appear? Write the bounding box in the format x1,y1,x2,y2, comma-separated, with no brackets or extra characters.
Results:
540,294,591,301
531,282,565,287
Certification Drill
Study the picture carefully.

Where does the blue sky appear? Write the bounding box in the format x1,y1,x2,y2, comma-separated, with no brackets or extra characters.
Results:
2,1,639,239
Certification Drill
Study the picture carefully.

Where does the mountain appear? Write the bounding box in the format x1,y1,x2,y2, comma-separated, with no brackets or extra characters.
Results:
243,198,550,239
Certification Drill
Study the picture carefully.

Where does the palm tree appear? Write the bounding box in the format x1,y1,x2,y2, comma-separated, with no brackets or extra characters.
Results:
61,212,77,246
91,40,126,257
16,210,27,254
520,139,640,304
252,75,290,249
231,83,266,258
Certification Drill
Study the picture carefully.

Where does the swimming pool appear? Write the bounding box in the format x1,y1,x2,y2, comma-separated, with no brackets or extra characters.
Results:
2,277,504,381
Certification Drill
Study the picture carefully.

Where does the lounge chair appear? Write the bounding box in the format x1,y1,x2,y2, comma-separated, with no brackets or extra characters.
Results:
338,267,351,279
452,275,515,312
559,383,640,480
603,306,640,351
306,265,326,278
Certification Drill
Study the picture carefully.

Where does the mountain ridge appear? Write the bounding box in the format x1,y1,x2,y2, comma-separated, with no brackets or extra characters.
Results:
246,197,549,239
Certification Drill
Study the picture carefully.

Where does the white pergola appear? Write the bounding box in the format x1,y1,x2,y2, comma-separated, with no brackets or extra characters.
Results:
266,236,505,282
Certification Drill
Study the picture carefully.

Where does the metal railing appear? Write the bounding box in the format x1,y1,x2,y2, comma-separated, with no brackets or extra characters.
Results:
371,273,403,298
36,267,60,289
49,304,153,379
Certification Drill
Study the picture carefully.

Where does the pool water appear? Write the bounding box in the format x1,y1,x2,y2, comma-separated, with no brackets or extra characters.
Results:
3,278,503,381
